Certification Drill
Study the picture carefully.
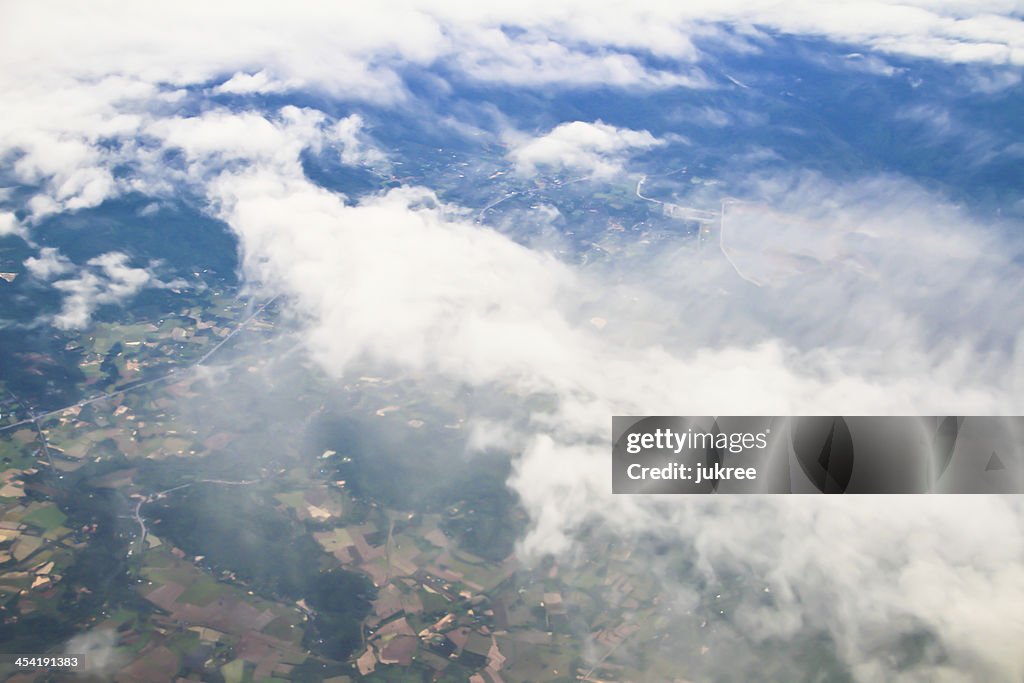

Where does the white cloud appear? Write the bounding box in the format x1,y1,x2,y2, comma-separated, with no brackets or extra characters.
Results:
146,106,328,175
0,211,25,238
24,247,73,279
330,114,389,168
508,121,665,178
843,51,900,76
450,28,709,88
0,75,155,220
63,629,124,678
213,70,292,95
41,251,183,329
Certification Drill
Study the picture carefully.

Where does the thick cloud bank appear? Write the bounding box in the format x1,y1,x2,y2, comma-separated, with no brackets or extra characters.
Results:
170,110,1023,681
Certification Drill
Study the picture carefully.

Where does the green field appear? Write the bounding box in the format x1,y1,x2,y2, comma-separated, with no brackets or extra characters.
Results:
21,504,66,532
179,577,232,605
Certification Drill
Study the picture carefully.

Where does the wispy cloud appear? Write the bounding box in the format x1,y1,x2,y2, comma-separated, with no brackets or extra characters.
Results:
26,250,186,329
